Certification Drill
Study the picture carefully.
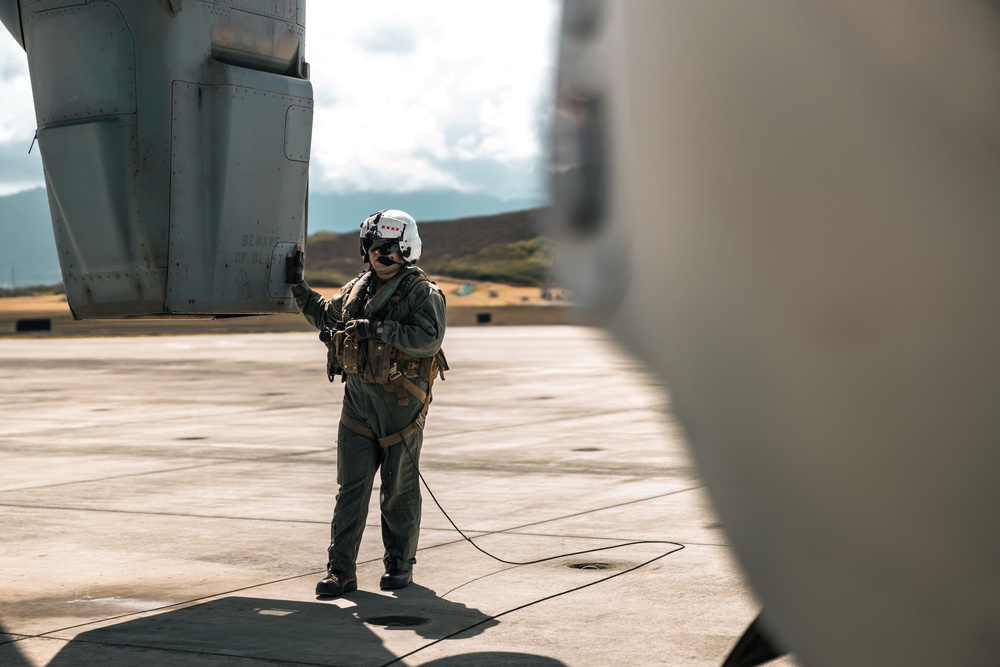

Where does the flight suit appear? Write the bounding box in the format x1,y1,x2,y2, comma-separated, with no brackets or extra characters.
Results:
293,266,446,577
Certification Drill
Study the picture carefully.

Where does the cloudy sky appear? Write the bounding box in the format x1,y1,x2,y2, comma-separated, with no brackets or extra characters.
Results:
0,1,561,201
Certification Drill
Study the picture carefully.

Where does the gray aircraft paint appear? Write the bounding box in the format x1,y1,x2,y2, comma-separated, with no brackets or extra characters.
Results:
549,1,1000,666
0,0,312,317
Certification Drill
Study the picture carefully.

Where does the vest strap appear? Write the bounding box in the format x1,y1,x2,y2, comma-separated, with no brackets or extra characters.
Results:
389,364,428,406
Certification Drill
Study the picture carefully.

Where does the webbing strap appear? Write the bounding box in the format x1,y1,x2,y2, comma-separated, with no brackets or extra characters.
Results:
340,405,429,449
340,410,377,440
393,382,409,407
389,373,427,405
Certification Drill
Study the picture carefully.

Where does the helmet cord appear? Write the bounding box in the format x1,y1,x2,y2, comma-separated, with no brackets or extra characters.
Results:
368,384,685,666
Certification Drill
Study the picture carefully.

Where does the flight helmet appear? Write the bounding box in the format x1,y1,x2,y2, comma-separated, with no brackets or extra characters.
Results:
359,209,422,265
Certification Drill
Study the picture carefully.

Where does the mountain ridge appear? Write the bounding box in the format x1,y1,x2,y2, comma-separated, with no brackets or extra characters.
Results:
0,187,550,289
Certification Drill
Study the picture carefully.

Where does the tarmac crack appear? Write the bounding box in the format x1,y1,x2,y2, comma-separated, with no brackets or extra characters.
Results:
430,404,666,439
0,447,340,493
433,484,705,536
0,502,331,524
13,634,358,667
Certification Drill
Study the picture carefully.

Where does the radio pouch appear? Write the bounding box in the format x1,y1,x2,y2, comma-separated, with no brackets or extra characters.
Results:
340,333,362,375
365,338,392,385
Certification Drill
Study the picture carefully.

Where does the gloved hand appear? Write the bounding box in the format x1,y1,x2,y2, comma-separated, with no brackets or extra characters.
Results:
285,245,304,284
345,318,378,340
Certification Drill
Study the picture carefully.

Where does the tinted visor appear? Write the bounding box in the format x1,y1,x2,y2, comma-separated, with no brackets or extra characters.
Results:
370,239,400,256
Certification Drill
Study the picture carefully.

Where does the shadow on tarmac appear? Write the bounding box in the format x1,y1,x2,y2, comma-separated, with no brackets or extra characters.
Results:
0,622,32,667
30,584,566,666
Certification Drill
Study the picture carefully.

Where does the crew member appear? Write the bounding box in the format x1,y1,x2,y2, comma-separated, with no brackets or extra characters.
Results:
286,209,447,597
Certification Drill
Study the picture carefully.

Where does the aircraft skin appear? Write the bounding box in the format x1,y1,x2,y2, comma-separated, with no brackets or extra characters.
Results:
0,0,312,318
549,1,1000,665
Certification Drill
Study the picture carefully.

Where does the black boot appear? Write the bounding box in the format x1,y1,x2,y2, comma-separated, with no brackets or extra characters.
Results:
379,569,412,590
316,570,357,597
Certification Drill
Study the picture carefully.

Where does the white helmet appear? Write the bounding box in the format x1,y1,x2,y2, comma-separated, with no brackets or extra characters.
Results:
359,209,422,265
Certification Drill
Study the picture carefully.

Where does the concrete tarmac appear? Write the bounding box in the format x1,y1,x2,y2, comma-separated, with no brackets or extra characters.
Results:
0,326,799,666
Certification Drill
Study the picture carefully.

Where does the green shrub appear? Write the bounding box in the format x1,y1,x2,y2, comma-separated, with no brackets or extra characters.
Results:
424,238,554,286
304,270,356,288
0,283,64,298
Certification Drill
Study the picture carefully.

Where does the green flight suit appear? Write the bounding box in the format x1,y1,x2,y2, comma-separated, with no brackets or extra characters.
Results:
293,266,446,577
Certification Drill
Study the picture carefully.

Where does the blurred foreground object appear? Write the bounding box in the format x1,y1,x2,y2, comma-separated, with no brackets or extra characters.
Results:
1,0,312,318
549,1,1000,665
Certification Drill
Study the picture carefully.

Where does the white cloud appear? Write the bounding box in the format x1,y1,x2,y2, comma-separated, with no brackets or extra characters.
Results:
306,0,560,199
0,1,561,201
0,37,44,194
0,39,33,136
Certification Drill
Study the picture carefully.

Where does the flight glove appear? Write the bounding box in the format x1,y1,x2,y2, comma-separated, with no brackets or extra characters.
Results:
345,318,380,340
285,245,304,284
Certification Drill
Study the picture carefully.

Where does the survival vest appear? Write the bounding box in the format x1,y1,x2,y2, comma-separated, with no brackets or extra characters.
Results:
322,268,449,448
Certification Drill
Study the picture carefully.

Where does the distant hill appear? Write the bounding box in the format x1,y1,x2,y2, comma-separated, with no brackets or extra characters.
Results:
308,190,544,232
0,187,551,289
0,188,60,288
304,208,553,287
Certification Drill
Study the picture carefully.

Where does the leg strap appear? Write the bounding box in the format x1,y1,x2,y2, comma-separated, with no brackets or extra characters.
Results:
340,366,436,449
340,410,377,441
341,404,429,449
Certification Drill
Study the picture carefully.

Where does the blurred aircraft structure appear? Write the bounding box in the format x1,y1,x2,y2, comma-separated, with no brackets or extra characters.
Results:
0,0,312,318
549,1,1000,665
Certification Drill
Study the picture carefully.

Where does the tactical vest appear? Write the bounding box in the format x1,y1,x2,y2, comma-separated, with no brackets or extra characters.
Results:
324,268,448,449
325,268,448,390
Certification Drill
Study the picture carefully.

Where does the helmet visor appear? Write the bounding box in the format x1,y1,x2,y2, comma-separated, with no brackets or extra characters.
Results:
370,239,400,254
375,242,400,256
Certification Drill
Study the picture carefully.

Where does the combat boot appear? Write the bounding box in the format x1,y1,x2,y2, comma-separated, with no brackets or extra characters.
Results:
380,569,412,590
316,570,357,597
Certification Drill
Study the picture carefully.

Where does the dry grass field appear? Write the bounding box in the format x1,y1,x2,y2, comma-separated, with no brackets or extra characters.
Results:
0,278,578,337
1,208,580,336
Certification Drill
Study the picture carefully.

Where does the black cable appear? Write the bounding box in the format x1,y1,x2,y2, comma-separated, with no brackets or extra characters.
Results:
409,435,681,566
342,329,687,665
378,535,684,667
377,413,686,667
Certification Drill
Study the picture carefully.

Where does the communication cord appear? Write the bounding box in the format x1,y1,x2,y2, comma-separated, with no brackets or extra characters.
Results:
372,386,686,667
